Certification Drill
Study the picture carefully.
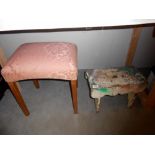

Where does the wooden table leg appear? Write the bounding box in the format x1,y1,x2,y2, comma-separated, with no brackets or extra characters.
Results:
125,28,155,107
0,48,22,92
125,27,142,66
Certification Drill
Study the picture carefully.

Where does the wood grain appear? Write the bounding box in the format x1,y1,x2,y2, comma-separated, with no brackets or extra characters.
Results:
125,27,142,66
0,48,7,67
70,80,78,113
8,82,30,116
0,48,22,92
33,80,40,89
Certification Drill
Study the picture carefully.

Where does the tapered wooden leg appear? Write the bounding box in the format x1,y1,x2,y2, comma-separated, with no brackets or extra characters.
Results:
76,80,78,88
16,82,22,92
33,80,40,89
70,80,78,113
8,82,30,116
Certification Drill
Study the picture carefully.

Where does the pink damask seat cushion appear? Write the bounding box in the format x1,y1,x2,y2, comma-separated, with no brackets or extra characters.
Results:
1,42,78,82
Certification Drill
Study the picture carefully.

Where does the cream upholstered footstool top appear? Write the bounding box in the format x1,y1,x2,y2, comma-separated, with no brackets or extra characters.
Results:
1,42,78,116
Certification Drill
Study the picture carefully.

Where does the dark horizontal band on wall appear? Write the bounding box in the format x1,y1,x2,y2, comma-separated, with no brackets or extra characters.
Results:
1,23,155,34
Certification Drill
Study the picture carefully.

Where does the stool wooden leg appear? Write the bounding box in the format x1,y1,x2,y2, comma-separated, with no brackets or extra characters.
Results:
70,80,78,113
95,98,101,112
16,82,22,92
8,82,30,116
144,81,155,107
76,80,78,88
128,93,136,108
33,80,40,89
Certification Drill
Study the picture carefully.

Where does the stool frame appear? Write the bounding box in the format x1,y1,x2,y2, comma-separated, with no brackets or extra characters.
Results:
0,48,78,116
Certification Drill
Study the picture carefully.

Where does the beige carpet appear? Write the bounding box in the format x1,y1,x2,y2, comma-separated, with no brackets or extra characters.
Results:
0,70,155,134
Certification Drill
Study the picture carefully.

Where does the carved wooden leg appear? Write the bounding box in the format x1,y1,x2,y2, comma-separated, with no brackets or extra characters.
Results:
70,80,78,113
128,92,136,108
33,80,40,89
8,82,30,116
95,98,101,112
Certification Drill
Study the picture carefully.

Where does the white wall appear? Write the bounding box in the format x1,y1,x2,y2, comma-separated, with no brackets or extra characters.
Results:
0,27,154,69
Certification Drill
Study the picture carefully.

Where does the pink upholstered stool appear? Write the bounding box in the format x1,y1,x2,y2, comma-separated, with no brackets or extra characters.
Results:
0,42,78,116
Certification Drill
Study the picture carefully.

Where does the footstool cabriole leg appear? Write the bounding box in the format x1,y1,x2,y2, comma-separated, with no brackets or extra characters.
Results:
95,98,101,112
128,92,136,108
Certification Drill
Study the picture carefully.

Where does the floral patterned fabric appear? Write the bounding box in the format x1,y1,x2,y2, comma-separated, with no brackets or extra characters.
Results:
1,42,78,82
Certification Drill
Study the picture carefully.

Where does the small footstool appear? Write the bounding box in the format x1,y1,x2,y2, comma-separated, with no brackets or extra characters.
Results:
85,67,147,112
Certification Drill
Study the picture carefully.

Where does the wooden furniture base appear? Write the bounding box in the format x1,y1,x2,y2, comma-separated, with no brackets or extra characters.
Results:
0,44,78,116
70,80,78,113
138,81,155,108
85,67,147,112
8,82,30,116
